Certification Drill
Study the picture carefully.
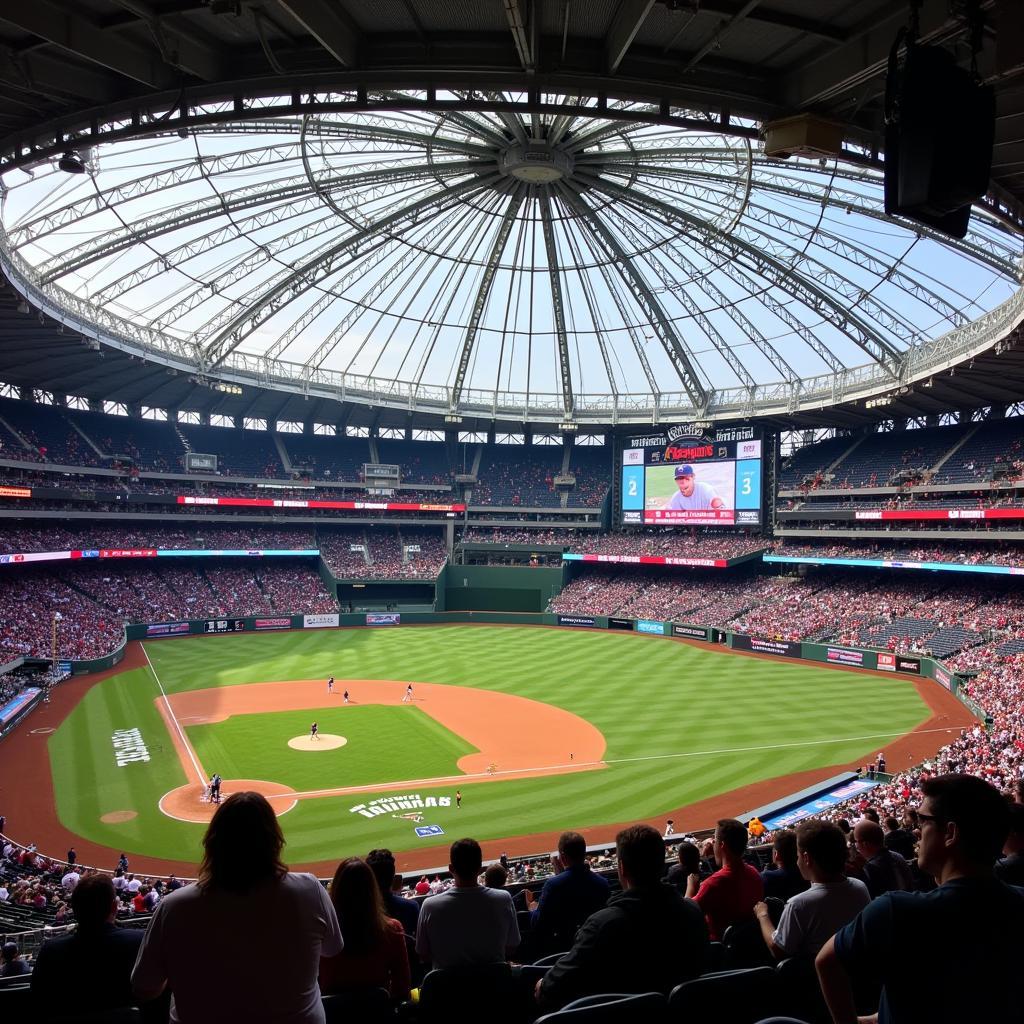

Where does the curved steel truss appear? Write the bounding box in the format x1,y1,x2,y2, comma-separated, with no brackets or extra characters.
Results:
1,98,1020,422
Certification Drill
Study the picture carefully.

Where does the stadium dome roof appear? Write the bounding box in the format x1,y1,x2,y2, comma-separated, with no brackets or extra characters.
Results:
0,2,1022,426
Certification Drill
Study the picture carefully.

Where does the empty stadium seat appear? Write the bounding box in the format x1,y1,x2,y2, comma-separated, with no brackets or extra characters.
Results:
774,957,831,1024
416,963,527,1024
668,966,780,1024
722,920,775,969
535,991,666,1023
321,987,391,1024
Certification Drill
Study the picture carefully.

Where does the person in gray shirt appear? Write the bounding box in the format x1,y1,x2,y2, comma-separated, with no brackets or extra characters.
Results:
755,819,870,961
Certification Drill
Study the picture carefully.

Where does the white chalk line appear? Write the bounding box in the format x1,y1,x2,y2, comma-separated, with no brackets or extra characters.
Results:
142,643,207,787
260,725,961,803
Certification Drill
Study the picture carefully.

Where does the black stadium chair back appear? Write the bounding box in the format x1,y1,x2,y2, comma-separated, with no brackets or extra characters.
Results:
417,963,525,1024
669,966,780,1024
723,919,775,968
774,958,832,1024
535,991,666,1023
321,986,392,1024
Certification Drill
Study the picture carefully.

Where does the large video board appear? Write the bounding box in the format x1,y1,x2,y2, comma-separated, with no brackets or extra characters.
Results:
620,424,762,527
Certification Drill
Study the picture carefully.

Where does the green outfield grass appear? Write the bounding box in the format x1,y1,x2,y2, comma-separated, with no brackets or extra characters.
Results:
47,626,932,868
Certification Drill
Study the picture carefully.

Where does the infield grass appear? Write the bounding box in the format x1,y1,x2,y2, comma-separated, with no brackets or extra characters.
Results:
47,626,932,867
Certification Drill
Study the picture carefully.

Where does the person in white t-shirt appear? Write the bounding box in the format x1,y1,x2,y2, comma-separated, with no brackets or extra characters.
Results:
754,819,870,961
663,465,724,512
132,791,343,1024
415,838,520,970
61,869,80,892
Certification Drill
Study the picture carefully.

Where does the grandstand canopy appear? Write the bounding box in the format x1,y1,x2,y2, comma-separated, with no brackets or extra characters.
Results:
0,0,1022,429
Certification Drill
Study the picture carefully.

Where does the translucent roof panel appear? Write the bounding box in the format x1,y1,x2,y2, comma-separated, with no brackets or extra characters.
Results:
2,101,1020,409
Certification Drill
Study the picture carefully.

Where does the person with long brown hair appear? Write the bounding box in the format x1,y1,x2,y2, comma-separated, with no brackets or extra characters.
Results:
132,792,343,1023
319,857,411,1001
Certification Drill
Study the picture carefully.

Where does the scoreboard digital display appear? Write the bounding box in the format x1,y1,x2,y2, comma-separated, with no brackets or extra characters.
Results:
620,424,763,527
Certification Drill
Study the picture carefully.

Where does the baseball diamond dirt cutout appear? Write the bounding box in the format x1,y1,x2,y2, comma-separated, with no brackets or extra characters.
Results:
287,734,348,750
155,678,607,825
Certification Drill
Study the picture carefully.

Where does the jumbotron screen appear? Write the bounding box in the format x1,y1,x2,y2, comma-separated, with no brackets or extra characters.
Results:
620,424,762,527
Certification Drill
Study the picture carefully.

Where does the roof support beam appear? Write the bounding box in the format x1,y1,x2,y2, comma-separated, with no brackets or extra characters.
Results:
607,0,656,74
539,191,575,416
503,0,535,72
109,0,223,81
274,0,359,67
555,182,708,408
0,1,176,88
682,0,762,74
451,187,526,409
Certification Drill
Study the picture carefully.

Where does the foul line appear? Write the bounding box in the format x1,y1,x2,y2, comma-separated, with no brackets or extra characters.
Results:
260,724,962,804
142,643,206,787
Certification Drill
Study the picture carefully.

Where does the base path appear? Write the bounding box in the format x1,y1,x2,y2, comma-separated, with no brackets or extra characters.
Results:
154,678,608,818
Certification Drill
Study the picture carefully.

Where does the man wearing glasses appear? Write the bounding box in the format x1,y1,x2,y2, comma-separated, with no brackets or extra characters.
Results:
815,774,1022,1023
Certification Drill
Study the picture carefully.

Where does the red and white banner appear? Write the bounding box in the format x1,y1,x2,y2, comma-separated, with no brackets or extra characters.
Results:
644,509,736,524
177,495,465,513
855,508,1024,521
567,553,728,568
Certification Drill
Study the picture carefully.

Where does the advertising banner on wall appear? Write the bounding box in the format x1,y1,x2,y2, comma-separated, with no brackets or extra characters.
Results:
366,613,401,626
897,656,921,674
672,623,710,641
607,618,634,631
877,652,897,672
636,619,665,635
934,665,952,690
146,622,189,637
558,615,597,628
303,614,340,629
254,617,292,631
826,647,865,667
203,619,245,634
732,634,802,658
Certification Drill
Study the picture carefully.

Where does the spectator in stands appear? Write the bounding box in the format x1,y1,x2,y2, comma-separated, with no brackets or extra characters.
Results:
366,847,419,937
319,857,410,1002
816,774,1024,1024
882,815,916,860
483,864,508,889
687,818,764,940
853,819,914,897
1,941,29,977
666,840,704,891
132,791,343,1023
415,838,519,970
995,802,1024,886
525,830,611,955
536,824,707,1010
754,820,869,961
760,829,809,902
31,874,144,1019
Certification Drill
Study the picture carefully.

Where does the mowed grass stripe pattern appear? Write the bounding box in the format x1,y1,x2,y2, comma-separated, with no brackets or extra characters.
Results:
47,627,931,865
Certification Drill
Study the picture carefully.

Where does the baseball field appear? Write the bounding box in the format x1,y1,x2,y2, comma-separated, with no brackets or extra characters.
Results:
26,624,970,874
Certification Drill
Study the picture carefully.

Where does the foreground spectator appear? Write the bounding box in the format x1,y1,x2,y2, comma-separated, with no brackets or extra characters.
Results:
816,774,1023,1024
131,791,343,1024
995,802,1024,886
319,858,410,1001
760,829,809,902
415,838,519,970
666,840,705,892
687,818,764,940
536,824,707,1010
32,874,144,1019
366,847,419,937
754,821,869,961
526,830,610,955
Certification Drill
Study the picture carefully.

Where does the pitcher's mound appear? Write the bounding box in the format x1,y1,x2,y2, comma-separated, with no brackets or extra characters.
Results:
288,734,347,751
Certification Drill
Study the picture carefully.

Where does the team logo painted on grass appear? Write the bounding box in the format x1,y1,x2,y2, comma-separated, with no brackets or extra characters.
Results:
350,793,451,818
415,825,444,838
111,728,150,766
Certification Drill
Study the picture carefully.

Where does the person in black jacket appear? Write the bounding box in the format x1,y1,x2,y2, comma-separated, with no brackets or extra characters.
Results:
994,802,1024,886
535,824,708,1011
32,874,145,1020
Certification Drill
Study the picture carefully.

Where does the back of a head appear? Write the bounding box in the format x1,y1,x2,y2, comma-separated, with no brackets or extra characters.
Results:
449,838,483,881
366,848,396,893
71,874,116,930
921,773,1012,867
772,830,798,869
677,841,701,876
716,818,748,858
616,824,664,887
329,857,384,954
557,831,587,866
1007,803,1024,843
796,820,849,876
854,819,885,852
2,942,17,963
198,791,286,894
483,864,508,888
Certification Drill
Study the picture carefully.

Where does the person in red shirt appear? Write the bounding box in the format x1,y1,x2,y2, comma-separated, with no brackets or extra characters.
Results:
686,818,764,940
132,888,148,915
